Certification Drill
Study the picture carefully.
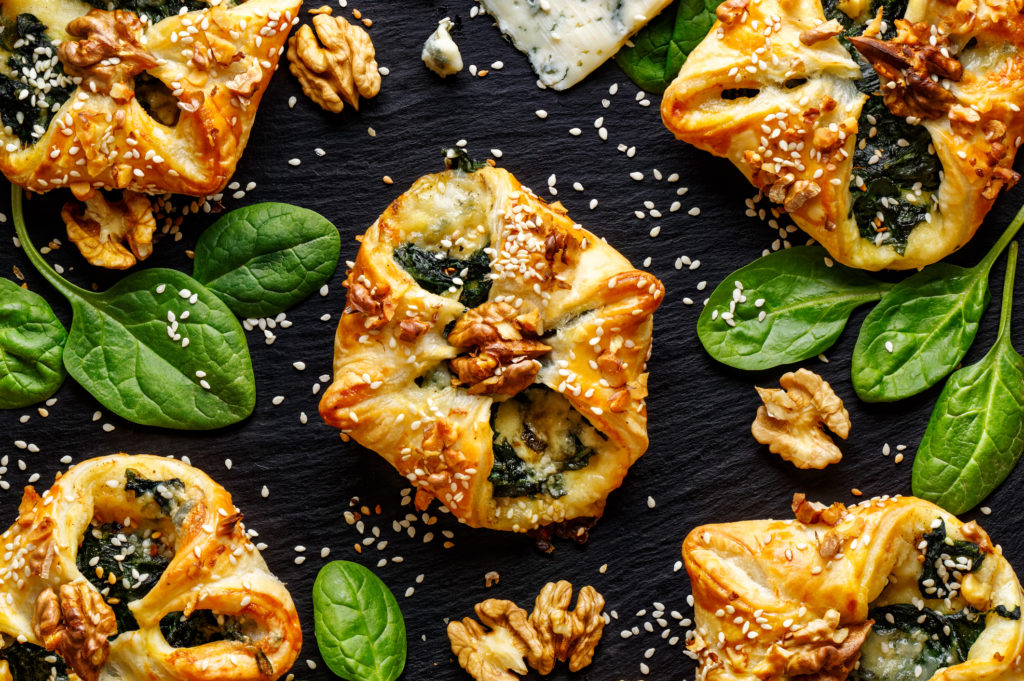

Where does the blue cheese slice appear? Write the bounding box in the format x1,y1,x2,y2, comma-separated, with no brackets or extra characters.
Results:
479,0,674,90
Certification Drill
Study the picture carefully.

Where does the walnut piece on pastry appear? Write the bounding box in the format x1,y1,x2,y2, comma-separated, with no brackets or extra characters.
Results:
0,454,302,681
752,368,850,469
683,495,1024,681
660,0,1024,270
0,0,301,200
287,6,381,114
319,164,664,534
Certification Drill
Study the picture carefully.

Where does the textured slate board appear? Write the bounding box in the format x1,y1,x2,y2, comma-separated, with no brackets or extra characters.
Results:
2,1,1024,680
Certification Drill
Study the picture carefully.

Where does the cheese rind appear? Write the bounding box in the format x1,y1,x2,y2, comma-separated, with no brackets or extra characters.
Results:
479,0,674,90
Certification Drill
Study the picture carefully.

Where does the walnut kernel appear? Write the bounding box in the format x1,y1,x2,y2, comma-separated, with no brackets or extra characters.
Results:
33,581,117,681
63,191,156,270
287,7,381,114
752,368,850,469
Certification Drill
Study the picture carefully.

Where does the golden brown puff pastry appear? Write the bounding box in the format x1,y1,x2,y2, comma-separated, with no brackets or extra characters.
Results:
0,454,301,681
660,0,1024,270
318,164,664,533
0,0,300,200
683,494,1024,680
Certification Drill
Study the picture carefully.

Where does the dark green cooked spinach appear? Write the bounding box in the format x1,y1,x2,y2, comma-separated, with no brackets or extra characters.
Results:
0,277,67,409
918,520,984,599
852,603,986,681
914,244,1024,514
125,469,186,516
822,0,942,254
443,147,487,173
614,0,725,93
488,387,598,499
0,642,70,681
0,14,75,145
78,523,173,633
393,243,492,308
82,0,209,22
160,610,246,648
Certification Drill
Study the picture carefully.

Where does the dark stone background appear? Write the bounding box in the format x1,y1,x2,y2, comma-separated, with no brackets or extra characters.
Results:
2,1,1024,679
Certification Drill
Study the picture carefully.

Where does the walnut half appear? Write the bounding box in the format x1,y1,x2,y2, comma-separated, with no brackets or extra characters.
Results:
448,582,606,681
32,581,117,681
287,7,381,114
752,368,850,469
63,191,156,270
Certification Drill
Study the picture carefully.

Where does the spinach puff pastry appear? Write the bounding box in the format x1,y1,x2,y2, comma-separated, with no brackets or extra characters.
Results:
661,0,1024,270
0,0,300,199
319,164,664,533
0,454,301,681
684,494,1024,680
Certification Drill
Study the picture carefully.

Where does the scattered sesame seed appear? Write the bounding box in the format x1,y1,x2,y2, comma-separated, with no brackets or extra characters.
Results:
647,496,656,508
535,109,548,119
288,158,301,166
261,485,269,498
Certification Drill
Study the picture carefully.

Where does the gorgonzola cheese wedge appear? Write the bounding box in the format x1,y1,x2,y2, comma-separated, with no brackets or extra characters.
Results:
479,0,674,90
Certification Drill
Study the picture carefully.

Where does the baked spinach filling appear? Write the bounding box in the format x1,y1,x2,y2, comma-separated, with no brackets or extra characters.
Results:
853,604,987,680
918,520,985,599
76,471,184,634
823,0,943,254
0,642,69,681
0,14,74,145
160,610,246,648
78,523,173,633
393,243,492,308
488,387,599,499
82,0,210,23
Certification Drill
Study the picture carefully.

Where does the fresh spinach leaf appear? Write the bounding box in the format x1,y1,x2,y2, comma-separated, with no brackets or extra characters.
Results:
192,202,341,318
0,277,67,408
697,246,890,370
852,203,1024,402
11,187,256,430
913,243,1024,513
0,642,69,681
614,0,724,93
313,561,407,681
393,243,492,308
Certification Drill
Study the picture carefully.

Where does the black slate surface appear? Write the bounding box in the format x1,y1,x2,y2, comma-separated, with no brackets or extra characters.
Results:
3,1,1024,680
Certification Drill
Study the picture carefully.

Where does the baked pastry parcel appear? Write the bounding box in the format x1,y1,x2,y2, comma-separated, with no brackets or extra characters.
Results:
684,494,1024,680
319,163,664,533
661,0,1024,270
0,454,301,681
0,0,300,199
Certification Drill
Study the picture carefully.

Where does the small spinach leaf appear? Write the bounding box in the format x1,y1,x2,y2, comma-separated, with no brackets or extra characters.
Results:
11,187,256,430
0,277,67,408
192,202,341,318
313,561,407,681
852,203,1024,402
913,243,1024,514
614,0,724,93
697,246,889,370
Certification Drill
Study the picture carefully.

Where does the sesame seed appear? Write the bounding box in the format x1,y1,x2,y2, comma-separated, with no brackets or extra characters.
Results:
647,496,656,508
261,486,269,498
630,171,644,181
535,109,548,119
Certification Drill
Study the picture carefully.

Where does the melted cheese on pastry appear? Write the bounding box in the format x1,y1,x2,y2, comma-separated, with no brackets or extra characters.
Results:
661,0,1024,270
0,0,300,199
0,454,302,681
684,495,1024,680
319,165,664,533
